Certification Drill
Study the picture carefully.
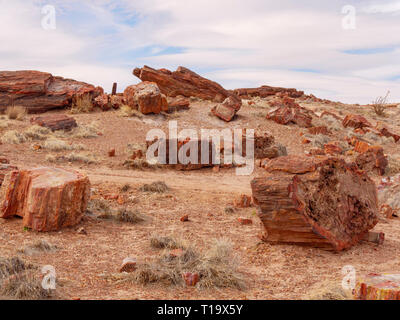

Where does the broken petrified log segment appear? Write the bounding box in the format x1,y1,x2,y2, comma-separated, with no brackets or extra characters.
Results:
124,81,168,115
112,82,117,96
211,95,242,122
237,131,286,159
167,96,190,113
355,273,400,300
30,114,78,131
251,155,379,251
0,71,102,113
232,85,304,99
0,164,17,186
146,138,217,170
343,114,372,129
133,65,229,102
266,97,313,128
0,167,90,232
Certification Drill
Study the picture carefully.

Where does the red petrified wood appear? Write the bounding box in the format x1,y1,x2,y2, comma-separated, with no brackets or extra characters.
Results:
251,155,380,251
266,97,313,128
30,114,77,131
0,167,90,232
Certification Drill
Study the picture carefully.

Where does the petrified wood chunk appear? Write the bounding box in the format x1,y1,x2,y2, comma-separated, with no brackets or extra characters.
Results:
0,167,90,232
343,114,372,129
232,85,304,99
251,155,379,251
356,146,388,176
0,164,17,186
266,97,313,128
133,65,229,102
30,114,77,131
211,95,242,122
355,273,400,300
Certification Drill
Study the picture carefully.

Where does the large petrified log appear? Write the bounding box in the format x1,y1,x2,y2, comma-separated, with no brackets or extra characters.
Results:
232,85,304,99
0,163,18,187
0,70,103,113
30,114,77,131
124,81,168,115
251,155,379,251
355,273,400,300
133,65,229,102
0,167,90,232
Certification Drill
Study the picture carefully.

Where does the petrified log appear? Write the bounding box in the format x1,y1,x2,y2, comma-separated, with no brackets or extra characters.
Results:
133,65,229,102
251,155,379,251
93,94,112,111
211,95,242,122
0,71,102,113
146,138,217,170
355,273,400,300
0,164,17,186
167,96,190,113
30,114,77,131
238,131,286,159
232,85,304,99
0,167,90,232
124,81,168,115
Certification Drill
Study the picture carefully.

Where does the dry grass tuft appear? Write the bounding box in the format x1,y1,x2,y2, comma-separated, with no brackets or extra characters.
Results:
55,122,100,139
43,138,84,151
0,257,32,280
87,199,113,217
120,184,131,192
1,130,27,144
116,208,146,224
1,270,52,300
118,105,143,119
24,125,51,141
303,281,353,300
386,156,400,176
6,106,27,120
123,159,162,170
18,240,57,256
46,152,98,164
150,235,185,250
140,181,169,193
113,238,245,289
70,93,94,114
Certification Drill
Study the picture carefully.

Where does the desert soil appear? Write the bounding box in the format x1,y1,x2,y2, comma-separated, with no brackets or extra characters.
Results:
1,98,400,300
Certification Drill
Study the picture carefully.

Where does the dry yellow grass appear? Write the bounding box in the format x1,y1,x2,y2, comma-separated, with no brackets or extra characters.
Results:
70,93,94,114
43,138,84,151
1,130,27,144
46,152,98,164
118,105,143,119
303,281,353,300
5,106,27,120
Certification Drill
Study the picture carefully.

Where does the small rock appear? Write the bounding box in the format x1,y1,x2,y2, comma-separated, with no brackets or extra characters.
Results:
108,149,116,157
238,218,253,225
119,257,137,273
234,195,252,208
182,272,199,286
180,215,189,222
77,227,87,235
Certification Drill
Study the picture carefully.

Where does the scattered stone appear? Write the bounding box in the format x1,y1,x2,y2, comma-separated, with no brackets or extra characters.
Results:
343,114,372,129
76,227,87,235
266,97,313,128
238,218,253,225
93,94,111,111
308,126,331,135
108,149,116,157
211,95,242,122
356,146,388,176
30,114,77,131
124,81,168,115
234,195,252,208
323,142,343,155
0,167,90,232
180,215,189,222
119,257,137,273
380,204,398,219
182,272,200,287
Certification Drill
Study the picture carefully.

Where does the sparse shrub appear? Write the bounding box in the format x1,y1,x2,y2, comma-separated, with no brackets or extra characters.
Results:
87,199,113,217
24,125,51,141
116,208,145,224
70,93,94,114
6,106,26,120
113,238,245,289
18,240,57,256
46,152,98,164
1,130,27,144
303,281,352,300
120,184,131,192
43,138,84,151
150,235,184,250
123,159,161,170
372,91,390,116
386,156,400,176
140,181,169,193
0,257,32,279
55,122,100,139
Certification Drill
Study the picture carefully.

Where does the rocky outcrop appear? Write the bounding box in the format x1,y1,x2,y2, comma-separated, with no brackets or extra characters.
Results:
30,114,77,131
133,65,229,102
124,81,168,115
0,167,90,232
232,85,304,99
251,155,379,251
0,71,102,113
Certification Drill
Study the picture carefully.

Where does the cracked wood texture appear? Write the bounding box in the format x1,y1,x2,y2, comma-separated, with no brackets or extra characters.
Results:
251,155,379,251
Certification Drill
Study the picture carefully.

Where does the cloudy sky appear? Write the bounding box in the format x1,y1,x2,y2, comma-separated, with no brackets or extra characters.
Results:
0,0,399,104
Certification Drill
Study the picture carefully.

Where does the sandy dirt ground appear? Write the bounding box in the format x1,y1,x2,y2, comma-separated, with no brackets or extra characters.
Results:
1,98,400,300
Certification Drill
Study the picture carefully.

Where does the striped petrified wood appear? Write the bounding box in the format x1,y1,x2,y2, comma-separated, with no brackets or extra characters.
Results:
251,155,380,251
355,273,400,300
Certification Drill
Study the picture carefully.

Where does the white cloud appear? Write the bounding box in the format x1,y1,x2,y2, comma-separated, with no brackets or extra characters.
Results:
0,0,399,103
363,1,400,14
